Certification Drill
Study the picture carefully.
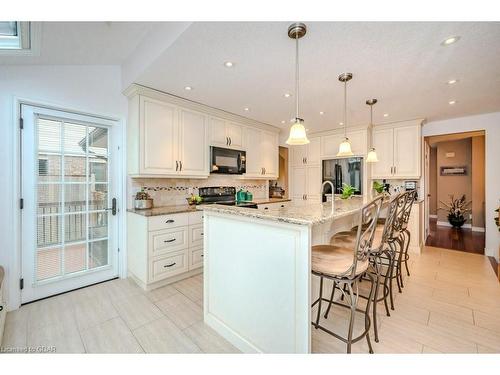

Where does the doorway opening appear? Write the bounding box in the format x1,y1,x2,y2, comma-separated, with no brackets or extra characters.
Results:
424,131,485,255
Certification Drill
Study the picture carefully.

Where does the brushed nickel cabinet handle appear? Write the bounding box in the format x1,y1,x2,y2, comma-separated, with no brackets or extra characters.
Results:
164,262,176,268
164,238,176,243
176,161,179,171
165,219,175,224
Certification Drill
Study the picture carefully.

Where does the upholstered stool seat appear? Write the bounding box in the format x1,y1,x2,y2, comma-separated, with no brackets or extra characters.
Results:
312,245,369,277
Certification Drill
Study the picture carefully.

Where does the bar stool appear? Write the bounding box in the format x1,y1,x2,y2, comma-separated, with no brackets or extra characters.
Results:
311,195,383,354
398,190,417,286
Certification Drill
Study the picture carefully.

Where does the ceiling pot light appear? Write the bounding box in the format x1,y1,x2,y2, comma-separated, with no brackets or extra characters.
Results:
283,93,291,98
366,99,379,163
244,107,250,111
449,100,457,105
339,122,343,126
447,79,458,85
441,36,460,46
224,61,234,67
281,120,286,124
286,22,310,145
383,113,389,117
184,86,192,91
336,72,354,157
319,111,324,115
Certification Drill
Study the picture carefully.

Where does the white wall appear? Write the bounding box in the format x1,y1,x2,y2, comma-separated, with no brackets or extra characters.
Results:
422,112,500,260
0,65,127,309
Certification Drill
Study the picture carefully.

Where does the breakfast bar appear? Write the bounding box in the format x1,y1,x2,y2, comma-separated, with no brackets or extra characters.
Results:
200,197,370,353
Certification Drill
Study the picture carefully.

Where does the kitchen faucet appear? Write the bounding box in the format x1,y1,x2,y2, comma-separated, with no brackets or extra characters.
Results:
321,180,335,213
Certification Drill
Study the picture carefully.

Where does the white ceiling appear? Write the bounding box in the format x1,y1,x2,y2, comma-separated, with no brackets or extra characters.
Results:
3,22,500,133
135,22,500,133
0,22,153,64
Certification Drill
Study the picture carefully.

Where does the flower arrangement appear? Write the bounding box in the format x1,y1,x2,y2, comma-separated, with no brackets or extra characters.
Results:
340,183,357,200
439,194,471,228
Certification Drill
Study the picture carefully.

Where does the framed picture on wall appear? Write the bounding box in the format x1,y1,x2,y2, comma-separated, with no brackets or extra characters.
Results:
440,166,467,176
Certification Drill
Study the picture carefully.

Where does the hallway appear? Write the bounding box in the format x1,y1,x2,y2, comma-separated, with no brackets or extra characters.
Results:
426,218,485,255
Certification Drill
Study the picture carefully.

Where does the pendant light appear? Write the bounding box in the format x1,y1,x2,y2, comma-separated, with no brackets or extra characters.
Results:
286,23,310,145
366,99,379,163
337,73,354,156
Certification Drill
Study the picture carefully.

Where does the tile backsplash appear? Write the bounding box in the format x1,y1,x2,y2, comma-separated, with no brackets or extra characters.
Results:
128,174,269,208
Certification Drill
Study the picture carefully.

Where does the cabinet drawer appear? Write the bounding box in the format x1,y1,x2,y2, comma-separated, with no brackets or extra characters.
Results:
189,211,204,225
150,252,188,282
148,213,189,231
150,227,188,256
190,248,204,269
258,201,290,211
189,224,204,248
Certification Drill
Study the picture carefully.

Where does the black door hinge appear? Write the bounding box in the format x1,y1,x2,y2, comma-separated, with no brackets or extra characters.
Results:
20,198,24,209
20,278,24,290
20,117,24,129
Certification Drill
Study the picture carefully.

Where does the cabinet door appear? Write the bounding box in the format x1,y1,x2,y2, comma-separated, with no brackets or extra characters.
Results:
261,131,278,177
290,144,307,166
306,165,322,200
307,137,321,165
349,129,368,156
178,108,209,176
393,125,421,178
320,133,345,159
371,127,394,178
226,122,244,149
140,97,178,174
291,166,307,200
209,117,228,147
244,127,263,176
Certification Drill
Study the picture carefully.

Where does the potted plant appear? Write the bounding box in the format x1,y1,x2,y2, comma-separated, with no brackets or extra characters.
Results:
134,189,153,209
340,183,357,200
439,194,471,229
373,181,385,196
495,206,499,231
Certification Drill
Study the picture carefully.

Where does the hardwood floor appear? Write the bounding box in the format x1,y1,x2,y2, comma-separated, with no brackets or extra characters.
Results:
2,246,500,353
425,218,485,254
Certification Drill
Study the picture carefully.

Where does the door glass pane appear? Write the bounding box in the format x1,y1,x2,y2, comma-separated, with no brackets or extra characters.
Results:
35,117,110,283
89,240,108,269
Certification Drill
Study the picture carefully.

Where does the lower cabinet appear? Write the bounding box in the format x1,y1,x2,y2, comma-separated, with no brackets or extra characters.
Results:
291,165,322,203
127,211,204,290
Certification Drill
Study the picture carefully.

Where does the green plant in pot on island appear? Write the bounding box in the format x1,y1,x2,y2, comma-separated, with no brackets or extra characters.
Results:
373,181,385,195
340,183,357,199
439,194,471,228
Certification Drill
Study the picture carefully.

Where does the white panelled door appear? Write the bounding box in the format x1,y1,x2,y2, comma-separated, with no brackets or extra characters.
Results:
21,105,120,303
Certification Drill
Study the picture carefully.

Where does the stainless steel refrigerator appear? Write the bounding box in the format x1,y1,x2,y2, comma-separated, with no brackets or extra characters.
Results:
322,157,363,200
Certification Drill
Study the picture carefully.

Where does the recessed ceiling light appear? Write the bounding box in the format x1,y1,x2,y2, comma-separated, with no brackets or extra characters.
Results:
224,61,234,68
281,120,286,124
449,100,457,105
184,86,192,91
383,113,389,117
339,122,343,126
244,107,249,111
441,36,460,46
319,111,324,115
283,93,292,98
306,128,310,132
447,79,458,85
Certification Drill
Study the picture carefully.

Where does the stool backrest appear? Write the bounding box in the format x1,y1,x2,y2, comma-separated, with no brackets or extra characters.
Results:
349,195,384,278
400,190,417,231
376,192,402,250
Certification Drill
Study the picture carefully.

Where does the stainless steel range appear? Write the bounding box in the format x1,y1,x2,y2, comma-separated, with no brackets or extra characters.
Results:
199,186,258,208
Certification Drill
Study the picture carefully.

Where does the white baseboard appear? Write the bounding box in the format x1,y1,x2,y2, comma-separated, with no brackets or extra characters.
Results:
472,226,485,232
436,221,472,229
429,214,438,219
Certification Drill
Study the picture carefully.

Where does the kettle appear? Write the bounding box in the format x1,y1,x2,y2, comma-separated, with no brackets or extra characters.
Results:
236,189,247,202
245,190,253,202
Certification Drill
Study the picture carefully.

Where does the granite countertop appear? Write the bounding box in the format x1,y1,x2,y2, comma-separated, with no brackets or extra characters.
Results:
127,198,292,217
198,196,370,226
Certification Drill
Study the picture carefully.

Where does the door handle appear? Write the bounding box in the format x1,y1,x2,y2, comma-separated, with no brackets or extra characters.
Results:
305,194,307,200
106,198,117,216
303,157,305,164
179,161,183,171
263,167,266,174
176,160,179,171
165,219,175,224
229,137,232,146
163,262,176,268
164,238,176,243
305,157,307,164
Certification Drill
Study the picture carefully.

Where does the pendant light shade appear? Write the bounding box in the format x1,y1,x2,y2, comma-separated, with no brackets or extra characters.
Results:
285,23,310,146
337,73,354,157
366,98,379,163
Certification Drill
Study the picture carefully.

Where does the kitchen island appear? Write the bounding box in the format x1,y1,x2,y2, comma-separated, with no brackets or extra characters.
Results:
199,196,371,353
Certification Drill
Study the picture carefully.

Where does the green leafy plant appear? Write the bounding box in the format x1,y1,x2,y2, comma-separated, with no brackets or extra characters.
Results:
340,183,357,199
373,181,385,194
439,194,471,228
135,189,151,200
187,194,203,205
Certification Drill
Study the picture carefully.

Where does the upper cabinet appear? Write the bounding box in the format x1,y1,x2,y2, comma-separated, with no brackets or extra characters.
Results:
125,85,280,179
320,129,368,158
244,128,279,179
371,120,422,179
209,117,244,150
290,137,320,166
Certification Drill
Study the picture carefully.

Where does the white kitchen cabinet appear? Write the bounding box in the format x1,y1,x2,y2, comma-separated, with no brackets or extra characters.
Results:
371,121,421,179
291,165,321,202
306,165,322,201
290,137,320,166
209,117,244,150
243,128,278,179
291,166,307,200
178,108,209,176
320,129,368,158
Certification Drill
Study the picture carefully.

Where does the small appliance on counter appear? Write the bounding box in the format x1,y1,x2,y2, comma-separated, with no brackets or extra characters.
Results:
210,147,246,174
269,182,285,198
404,180,419,199
134,190,153,209
199,186,257,208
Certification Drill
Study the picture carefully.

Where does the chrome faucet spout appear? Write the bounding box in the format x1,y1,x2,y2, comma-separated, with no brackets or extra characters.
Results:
321,180,335,213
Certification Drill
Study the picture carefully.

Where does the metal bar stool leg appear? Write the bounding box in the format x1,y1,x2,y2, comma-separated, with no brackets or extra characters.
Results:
365,272,375,353
346,281,356,354
403,230,411,277
323,280,338,319
314,276,324,328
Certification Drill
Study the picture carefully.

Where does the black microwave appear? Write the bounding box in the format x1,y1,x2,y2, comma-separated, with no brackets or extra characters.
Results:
210,147,246,174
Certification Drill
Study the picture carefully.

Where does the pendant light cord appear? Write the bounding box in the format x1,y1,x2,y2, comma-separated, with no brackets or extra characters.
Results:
343,80,347,138
295,33,299,120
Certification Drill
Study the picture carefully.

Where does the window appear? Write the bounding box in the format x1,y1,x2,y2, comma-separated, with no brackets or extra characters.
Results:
0,21,30,50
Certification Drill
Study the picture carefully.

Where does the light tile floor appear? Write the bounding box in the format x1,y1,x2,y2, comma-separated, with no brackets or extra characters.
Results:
2,246,500,353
